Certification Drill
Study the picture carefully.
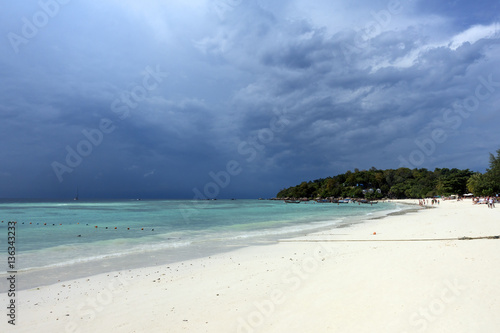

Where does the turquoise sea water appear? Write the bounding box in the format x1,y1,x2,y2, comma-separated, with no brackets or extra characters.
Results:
0,199,404,288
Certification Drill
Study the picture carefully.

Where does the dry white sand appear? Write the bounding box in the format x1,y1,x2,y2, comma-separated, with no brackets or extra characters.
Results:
2,199,500,333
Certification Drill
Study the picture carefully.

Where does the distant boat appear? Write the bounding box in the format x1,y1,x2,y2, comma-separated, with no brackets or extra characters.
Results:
284,200,301,204
74,187,79,201
358,199,378,204
338,199,350,203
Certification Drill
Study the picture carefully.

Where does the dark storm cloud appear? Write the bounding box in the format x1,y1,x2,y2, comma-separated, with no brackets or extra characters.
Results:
0,0,499,198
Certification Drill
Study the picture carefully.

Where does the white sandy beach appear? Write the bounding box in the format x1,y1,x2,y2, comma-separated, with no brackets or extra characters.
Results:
3,199,500,333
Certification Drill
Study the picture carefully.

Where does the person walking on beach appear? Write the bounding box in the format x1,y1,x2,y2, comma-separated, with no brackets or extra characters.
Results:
489,197,494,208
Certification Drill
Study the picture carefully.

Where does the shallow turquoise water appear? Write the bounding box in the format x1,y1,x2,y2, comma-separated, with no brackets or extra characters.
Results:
0,199,402,282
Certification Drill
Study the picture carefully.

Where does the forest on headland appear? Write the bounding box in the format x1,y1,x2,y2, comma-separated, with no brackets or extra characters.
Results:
276,149,500,199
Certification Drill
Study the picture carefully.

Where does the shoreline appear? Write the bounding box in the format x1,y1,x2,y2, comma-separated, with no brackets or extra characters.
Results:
3,199,499,332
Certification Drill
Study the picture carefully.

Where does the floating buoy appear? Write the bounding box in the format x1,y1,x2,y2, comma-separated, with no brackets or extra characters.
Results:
127,228,130,230
373,232,377,235
95,226,98,228
44,223,47,225
114,227,117,230
141,228,144,230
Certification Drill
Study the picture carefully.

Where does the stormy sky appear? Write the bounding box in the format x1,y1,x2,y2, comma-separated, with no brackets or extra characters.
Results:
1,0,499,199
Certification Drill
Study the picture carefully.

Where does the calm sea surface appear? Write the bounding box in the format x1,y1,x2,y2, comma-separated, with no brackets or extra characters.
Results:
0,199,405,288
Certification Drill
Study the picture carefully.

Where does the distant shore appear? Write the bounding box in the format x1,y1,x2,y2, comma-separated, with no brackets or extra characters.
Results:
5,199,500,332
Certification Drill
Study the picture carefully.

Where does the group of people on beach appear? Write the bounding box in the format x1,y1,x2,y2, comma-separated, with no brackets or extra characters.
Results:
472,196,497,208
418,199,439,206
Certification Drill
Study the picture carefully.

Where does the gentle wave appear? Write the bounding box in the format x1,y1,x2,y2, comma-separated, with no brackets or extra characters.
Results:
2,240,193,274
219,219,345,240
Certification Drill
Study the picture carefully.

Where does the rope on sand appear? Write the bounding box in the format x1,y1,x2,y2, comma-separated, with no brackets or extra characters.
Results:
279,235,500,243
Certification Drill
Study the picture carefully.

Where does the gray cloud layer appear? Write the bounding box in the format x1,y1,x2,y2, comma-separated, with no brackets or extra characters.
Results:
1,0,499,198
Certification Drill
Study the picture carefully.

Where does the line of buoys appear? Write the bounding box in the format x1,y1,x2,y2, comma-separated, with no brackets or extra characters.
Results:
91,226,154,231
6,221,156,231
5,222,91,226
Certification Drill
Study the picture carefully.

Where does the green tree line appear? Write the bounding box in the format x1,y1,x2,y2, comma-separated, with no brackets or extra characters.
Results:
276,149,500,199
